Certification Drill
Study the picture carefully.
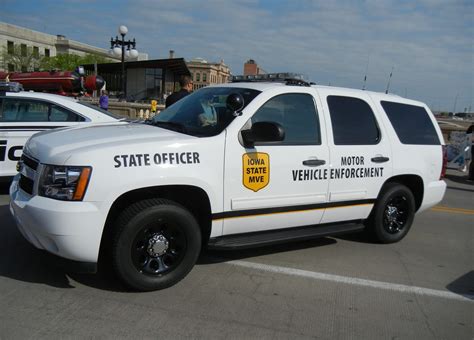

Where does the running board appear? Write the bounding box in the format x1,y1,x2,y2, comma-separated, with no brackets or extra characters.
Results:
207,222,365,250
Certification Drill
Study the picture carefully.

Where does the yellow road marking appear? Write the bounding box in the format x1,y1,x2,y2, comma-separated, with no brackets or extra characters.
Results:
431,206,474,215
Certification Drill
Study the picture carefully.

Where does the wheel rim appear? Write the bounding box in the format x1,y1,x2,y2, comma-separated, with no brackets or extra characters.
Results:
131,219,186,275
383,195,409,234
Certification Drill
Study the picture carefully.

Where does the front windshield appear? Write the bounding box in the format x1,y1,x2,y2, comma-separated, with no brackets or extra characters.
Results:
151,87,260,137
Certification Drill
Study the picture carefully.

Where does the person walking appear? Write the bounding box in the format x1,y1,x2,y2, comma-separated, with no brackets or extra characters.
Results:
467,124,474,180
165,76,193,108
99,90,109,111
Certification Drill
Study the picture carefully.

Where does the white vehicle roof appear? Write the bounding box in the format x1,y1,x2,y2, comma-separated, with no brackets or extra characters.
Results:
211,82,427,108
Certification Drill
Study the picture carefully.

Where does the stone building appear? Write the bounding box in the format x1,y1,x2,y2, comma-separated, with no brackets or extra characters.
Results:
0,22,148,72
186,57,231,91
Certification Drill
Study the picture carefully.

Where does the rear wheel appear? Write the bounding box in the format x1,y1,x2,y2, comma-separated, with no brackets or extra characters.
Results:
367,183,416,243
112,199,201,291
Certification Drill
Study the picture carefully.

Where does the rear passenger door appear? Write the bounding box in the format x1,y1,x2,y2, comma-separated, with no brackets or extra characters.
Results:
316,90,393,223
0,97,85,177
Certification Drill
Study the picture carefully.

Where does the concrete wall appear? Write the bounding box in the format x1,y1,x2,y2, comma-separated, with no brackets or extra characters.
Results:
81,98,164,119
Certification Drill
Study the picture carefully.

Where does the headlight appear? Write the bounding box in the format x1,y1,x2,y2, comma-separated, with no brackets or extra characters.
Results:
39,165,92,201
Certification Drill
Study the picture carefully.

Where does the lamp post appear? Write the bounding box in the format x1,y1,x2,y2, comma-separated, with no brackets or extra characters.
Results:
110,25,139,100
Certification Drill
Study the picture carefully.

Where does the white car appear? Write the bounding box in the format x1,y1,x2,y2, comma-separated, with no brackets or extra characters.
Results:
9,73,447,291
0,83,120,181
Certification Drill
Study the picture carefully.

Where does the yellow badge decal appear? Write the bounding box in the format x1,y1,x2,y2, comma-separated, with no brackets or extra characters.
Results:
243,152,270,192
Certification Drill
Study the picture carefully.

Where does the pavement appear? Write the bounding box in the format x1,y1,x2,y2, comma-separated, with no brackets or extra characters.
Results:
0,171,472,339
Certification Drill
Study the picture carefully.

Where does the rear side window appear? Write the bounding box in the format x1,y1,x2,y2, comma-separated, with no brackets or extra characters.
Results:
0,99,85,122
327,96,380,145
381,101,440,145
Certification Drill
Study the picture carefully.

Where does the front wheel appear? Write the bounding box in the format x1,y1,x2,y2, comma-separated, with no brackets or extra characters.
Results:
367,183,416,243
112,199,201,291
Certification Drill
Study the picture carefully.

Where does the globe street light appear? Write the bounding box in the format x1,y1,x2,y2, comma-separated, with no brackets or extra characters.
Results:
110,25,139,100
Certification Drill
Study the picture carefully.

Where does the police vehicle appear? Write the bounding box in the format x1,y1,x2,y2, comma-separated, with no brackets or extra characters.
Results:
0,82,120,181
9,73,447,291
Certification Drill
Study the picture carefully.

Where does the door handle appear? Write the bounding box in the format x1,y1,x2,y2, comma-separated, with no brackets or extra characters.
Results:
302,159,326,166
371,156,390,163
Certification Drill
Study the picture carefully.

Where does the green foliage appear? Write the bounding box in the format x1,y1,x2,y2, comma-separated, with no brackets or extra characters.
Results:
1,46,112,73
40,53,112,71
1,45,43,72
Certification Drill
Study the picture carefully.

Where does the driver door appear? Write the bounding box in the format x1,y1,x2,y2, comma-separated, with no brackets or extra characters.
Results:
222,91,330,235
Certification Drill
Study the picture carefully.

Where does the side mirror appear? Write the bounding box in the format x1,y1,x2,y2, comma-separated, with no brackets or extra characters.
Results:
241,121,285,148
226,93,245,116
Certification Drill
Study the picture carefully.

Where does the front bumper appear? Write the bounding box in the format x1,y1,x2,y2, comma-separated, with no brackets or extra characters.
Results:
9,175,104,263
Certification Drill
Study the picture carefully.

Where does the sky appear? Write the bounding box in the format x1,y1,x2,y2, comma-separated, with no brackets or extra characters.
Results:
1,0,473,112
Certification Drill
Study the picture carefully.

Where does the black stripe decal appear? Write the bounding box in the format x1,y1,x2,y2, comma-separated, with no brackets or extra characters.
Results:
212,199,376,220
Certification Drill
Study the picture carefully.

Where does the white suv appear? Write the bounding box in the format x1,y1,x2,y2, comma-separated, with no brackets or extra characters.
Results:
9,74,447,291
0,83,120,181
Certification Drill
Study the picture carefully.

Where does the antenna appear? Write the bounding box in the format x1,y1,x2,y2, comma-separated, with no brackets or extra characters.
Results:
362,53,370,90
385,66,394,94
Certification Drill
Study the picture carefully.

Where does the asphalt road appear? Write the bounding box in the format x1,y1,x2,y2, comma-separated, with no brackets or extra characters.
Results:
0,171,472,339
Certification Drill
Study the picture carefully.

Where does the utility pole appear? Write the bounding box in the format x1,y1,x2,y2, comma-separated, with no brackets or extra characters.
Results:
453,93,458,114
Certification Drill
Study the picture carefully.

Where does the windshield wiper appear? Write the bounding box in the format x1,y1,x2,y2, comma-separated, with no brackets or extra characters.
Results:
152,121,187,133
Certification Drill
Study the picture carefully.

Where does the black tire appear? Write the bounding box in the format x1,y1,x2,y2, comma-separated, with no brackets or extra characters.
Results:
111,198,201,291
366,183,416,244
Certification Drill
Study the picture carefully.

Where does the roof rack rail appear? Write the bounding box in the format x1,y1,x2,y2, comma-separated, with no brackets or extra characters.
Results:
0,81,23,93
231,73,313,87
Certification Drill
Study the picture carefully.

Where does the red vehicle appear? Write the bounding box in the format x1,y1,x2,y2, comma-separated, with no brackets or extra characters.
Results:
0,68,105,96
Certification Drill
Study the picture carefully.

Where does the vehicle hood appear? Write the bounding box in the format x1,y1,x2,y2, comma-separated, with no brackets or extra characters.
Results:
24,122,196,163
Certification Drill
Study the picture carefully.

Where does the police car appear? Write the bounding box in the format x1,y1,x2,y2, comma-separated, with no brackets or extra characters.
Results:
9,73,447,291
0,82,121,181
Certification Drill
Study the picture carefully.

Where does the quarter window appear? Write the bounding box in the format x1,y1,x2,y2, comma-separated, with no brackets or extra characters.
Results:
251,93,321,145
327,96,380,145
381,101,440,145
50,104,84,122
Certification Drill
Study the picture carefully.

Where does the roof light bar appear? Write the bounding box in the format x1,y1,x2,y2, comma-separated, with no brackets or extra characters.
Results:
230,73,311,86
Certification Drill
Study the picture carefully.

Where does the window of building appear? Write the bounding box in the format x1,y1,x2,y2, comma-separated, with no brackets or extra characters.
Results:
251,93,321,145
203,73,207,82
196,73,200,82
327,95,380,145
45,48,50,57
33,46,39,57
144,68,163,99
190,73,194,81
20,44,27,57
7,41,14,54
381,101,440,145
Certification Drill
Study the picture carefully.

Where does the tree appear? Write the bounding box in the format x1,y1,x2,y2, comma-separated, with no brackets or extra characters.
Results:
1,45,43,72
1,46,113,73
40,53,112,71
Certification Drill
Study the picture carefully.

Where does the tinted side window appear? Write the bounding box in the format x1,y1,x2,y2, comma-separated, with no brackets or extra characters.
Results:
327,96,380,145
50,104,85,122
0,99,49,122
381,101,440,145
252,93,321,145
